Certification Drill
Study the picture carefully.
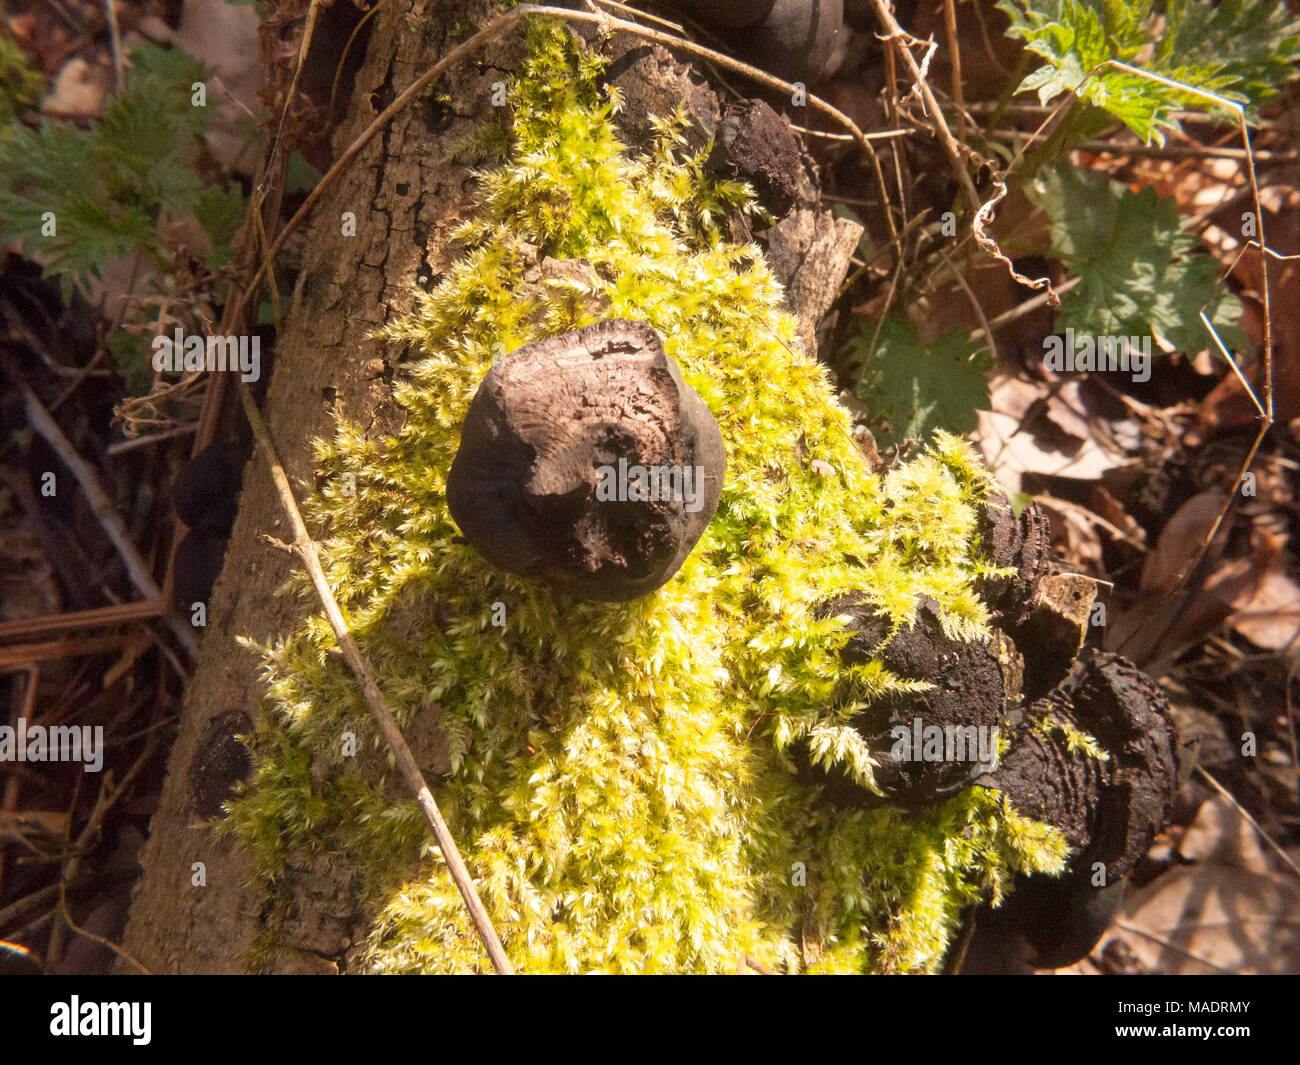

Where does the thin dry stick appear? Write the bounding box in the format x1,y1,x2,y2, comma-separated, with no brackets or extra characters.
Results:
102,0,124,92
1287,653,1299,805
234,382,514,975
941,0,965,148
329,0,390,119
0,600,163,642
1195,766,1300,882
0,884,58,933
967,276,1080,344
1071,138,1297,162
973,180,1060,306
933,245,999,365
46,769,89,968
592,0,683,34
106,422,199,456
250,0,328,333
788,123,910,142
0,638,134,670
866,0,980,211
58,904,150,974
6,366,199,660
0,668,37,900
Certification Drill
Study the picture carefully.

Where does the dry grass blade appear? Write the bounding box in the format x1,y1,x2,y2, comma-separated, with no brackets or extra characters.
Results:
235,382,514,975
1196,766,1300,882
0,601,163,641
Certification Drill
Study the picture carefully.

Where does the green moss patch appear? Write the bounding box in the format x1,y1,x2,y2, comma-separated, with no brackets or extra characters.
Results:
225,20,1067,974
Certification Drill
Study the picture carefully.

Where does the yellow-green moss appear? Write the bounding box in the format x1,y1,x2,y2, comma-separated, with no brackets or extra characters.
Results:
225,19,1068,973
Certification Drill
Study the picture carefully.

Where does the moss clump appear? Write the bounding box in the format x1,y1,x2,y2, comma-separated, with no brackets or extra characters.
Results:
226,20,1067,973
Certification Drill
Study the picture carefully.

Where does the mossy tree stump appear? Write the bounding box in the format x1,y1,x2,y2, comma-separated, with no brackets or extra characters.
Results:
120,5,1176,974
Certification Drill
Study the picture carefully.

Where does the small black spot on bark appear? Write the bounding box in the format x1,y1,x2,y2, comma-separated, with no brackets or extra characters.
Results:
189,711,253,820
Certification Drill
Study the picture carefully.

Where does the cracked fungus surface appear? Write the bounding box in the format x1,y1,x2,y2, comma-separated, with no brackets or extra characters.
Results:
226,20,1068,974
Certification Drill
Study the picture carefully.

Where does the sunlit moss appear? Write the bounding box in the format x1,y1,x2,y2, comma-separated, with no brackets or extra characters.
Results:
225,19,1068,973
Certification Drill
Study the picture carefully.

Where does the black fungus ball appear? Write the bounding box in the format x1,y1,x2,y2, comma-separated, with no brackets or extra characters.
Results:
446,320,726,601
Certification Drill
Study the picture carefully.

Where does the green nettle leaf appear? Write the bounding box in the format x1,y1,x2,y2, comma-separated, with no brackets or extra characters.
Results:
1158,0,1300,106
998,0,1300,143
193,183,248,268
0,41,241,294
108,326,157,396
285,150,323,196
851,318,993,448
1027,162,1244,352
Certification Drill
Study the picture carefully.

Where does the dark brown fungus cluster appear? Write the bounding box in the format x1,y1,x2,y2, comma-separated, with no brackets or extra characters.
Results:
446,320,726,601
706,99,803,221
814,594,1017,806
812,499,1182,969
187,710,253,821
976,489,1051,628
960,651,1180,972
171,441,249,617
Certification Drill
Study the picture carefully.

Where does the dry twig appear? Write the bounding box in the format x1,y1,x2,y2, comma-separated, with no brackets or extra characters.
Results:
235,383,515,974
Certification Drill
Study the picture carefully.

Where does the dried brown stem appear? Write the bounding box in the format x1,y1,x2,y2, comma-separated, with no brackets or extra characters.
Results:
866,0,980,211
2,359,199,660
235,382,514,974
942,0,965,148
0,600,163,642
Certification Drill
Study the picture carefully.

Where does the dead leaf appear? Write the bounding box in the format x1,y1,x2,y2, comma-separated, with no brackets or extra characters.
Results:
41,57,111,119
1088,483,1147,551
1140,490,1228,596
1099,865,1300,974
0,809,70,844
1168,701,1236,768
175,0,263,172
977,375,1130,496
1179,796,1272,875
1228,569,1300,650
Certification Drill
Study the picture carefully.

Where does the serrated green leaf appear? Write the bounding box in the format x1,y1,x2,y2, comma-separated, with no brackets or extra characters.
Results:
850,319,993,448
997,0,1300,143
0,40,238,295
193,183,247,268
285,150,323,196
1026,161,1244,352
